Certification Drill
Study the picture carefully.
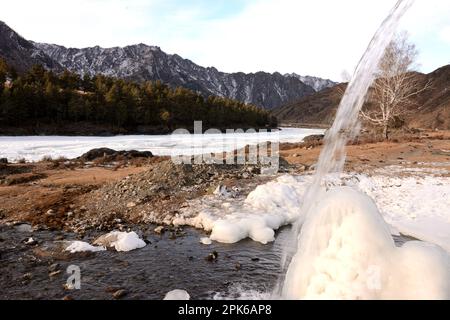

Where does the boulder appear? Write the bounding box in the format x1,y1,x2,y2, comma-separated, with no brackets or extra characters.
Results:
303,134,325,144
79,148,117,161
79,148,153,161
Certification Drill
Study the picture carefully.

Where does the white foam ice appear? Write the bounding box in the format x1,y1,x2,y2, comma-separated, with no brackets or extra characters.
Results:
163,289,190,300
200,237,212,245
93,231,147,252
173,175,309,244
65,241,106,253
65,231,146,253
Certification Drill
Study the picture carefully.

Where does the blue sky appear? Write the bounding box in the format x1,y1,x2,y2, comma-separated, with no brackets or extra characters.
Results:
1,0,449,80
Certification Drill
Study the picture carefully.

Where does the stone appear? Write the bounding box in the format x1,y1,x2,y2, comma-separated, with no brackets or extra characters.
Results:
15,223,32,233
24,237,37,245
154,226,165,234
126,202,136,208
49,270,62,277
48,263,60,272
22,273,32,281
112,289,127,299
206,251,219,262
79,148,153,161
303,134,325,144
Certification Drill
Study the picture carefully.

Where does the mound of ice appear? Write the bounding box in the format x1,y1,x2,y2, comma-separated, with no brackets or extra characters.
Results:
94,231,146,252
163,289,190,300
174,175,308,244
283,187,450,300
65,241,106,253
209,175,307,244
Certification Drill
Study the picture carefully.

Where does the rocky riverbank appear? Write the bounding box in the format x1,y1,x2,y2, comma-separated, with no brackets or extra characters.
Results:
0,132,449,235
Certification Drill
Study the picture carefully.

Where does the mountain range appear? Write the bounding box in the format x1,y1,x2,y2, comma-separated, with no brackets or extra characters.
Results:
273,65,450,130
0,20,336,110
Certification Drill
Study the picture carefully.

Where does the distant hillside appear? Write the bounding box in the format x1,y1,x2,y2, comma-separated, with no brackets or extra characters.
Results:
273,65,450,130
0,60,276,135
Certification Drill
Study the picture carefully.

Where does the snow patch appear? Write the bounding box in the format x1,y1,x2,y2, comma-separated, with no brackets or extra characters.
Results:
355,174,450,252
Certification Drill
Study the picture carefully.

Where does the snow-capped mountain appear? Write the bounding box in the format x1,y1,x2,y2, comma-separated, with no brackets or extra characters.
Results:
34,42,317,109
285,73,337,92
0,20,336,109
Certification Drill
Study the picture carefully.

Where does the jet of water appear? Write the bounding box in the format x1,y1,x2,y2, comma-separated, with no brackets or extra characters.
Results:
277,0,415,296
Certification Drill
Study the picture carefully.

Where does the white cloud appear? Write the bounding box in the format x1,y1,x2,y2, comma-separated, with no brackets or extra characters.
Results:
1,0,449,80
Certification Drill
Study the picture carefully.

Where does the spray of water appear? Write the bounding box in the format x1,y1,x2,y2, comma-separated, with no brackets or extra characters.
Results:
276,0,415,296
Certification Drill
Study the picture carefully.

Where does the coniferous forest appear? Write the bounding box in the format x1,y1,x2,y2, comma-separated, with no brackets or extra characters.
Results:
0,59,276,134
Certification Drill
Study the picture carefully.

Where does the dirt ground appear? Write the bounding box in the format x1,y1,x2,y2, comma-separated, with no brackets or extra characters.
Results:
282,135,450,174
1,131,449,232
0,162,149,229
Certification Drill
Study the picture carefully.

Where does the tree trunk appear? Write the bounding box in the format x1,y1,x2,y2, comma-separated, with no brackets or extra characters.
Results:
383,124,389,140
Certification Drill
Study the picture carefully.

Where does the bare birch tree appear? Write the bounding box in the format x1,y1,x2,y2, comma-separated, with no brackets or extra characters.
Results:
361,32,432,139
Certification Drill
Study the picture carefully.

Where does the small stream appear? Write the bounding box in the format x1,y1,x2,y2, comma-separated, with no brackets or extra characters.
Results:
0,224,414,300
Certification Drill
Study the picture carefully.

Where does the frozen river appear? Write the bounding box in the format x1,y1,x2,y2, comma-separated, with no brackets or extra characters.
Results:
0,128,324,162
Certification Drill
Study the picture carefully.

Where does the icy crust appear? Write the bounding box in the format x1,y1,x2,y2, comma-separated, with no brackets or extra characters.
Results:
283,187,450,300
174,171,450,251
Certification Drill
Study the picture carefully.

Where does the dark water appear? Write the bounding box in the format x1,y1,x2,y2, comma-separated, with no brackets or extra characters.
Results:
0,224,413,300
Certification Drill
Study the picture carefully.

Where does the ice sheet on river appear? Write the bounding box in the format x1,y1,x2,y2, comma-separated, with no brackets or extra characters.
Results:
0,128,323,162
